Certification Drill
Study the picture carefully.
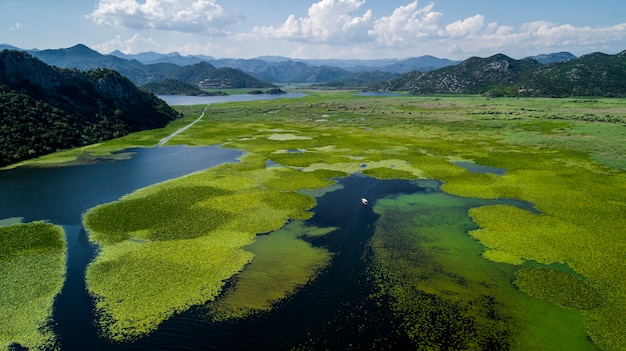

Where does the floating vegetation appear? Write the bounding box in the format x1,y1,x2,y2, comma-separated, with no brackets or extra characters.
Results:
514,268,606,310
86,236,253,341
0,222,66,351
370,193,597,350
370,194,515,349
83,153,335,340
209,221,334,319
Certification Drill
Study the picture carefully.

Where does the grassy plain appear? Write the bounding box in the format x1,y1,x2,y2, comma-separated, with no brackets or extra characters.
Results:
5,92,625,349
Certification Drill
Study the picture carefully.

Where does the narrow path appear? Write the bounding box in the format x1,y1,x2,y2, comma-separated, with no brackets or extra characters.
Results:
157,105,209,147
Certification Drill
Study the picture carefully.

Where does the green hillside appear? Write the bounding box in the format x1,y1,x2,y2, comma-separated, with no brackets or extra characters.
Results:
0,50,181,167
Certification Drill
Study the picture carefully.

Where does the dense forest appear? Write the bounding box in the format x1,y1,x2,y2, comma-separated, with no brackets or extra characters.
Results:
0,50,181,167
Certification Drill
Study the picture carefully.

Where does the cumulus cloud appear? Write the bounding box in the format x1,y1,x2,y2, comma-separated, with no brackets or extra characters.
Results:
250,0,626,58
445,14,486,37
88,0,236,34
89,0,626,59
254,0,373,42
93,34,159,54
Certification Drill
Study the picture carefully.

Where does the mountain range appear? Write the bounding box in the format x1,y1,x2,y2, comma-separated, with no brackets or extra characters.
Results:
373,51,626,97
2,43,624,97
0,44,468,86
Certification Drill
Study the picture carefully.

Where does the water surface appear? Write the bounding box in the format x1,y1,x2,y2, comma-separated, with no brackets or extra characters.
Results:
157,93,305,106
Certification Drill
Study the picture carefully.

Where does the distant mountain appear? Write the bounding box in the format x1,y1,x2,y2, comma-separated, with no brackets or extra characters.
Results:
172,62,273,88
106,50,460,82
315,70,400,88
2,44,616,93
26,45,272,88
110,50,209,66
141,79,205,95
372,51,626,97
0,49,181,166
373,54,541,94
527,52,577,64
0,44,22,52
380,56,461,73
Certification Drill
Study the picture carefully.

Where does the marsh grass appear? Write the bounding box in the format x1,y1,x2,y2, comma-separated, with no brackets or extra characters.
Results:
0,222,66,351
35,92,624,349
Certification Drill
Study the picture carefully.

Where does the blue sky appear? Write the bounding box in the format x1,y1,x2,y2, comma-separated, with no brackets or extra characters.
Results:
1,0,625,59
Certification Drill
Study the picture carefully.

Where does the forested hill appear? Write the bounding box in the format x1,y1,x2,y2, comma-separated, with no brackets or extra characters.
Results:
373,50,626,97
0,49,181,167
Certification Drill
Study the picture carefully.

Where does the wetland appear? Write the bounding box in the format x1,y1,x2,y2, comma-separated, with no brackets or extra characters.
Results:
1,92,625,350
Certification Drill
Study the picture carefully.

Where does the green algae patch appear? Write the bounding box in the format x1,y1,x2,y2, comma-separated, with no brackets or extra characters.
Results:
209,221,334,319
514,268,606,310
369,192,598,351
86,236,253,341
0,222,66,351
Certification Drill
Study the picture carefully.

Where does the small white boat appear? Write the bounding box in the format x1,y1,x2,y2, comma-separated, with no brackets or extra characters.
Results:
361,198,368,206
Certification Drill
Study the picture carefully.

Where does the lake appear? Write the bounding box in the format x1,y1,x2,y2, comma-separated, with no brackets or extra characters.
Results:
157,92,305,106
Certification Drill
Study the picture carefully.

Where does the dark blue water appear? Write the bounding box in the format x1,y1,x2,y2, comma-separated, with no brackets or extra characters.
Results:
0,146,243,224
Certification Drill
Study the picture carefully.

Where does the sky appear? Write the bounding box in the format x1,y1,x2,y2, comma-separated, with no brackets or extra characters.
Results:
1,0,625,60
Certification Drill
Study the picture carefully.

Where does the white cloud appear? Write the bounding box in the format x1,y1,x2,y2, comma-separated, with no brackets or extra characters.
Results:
88,0,236,34
9,22,23,31
445,14,486,37
254,0,373,42
370,2,442,45
93,34,158,54
89,0,626,59
245,0,626,59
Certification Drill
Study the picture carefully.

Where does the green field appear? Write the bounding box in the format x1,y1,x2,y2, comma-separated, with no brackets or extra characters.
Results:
3,92,625,350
